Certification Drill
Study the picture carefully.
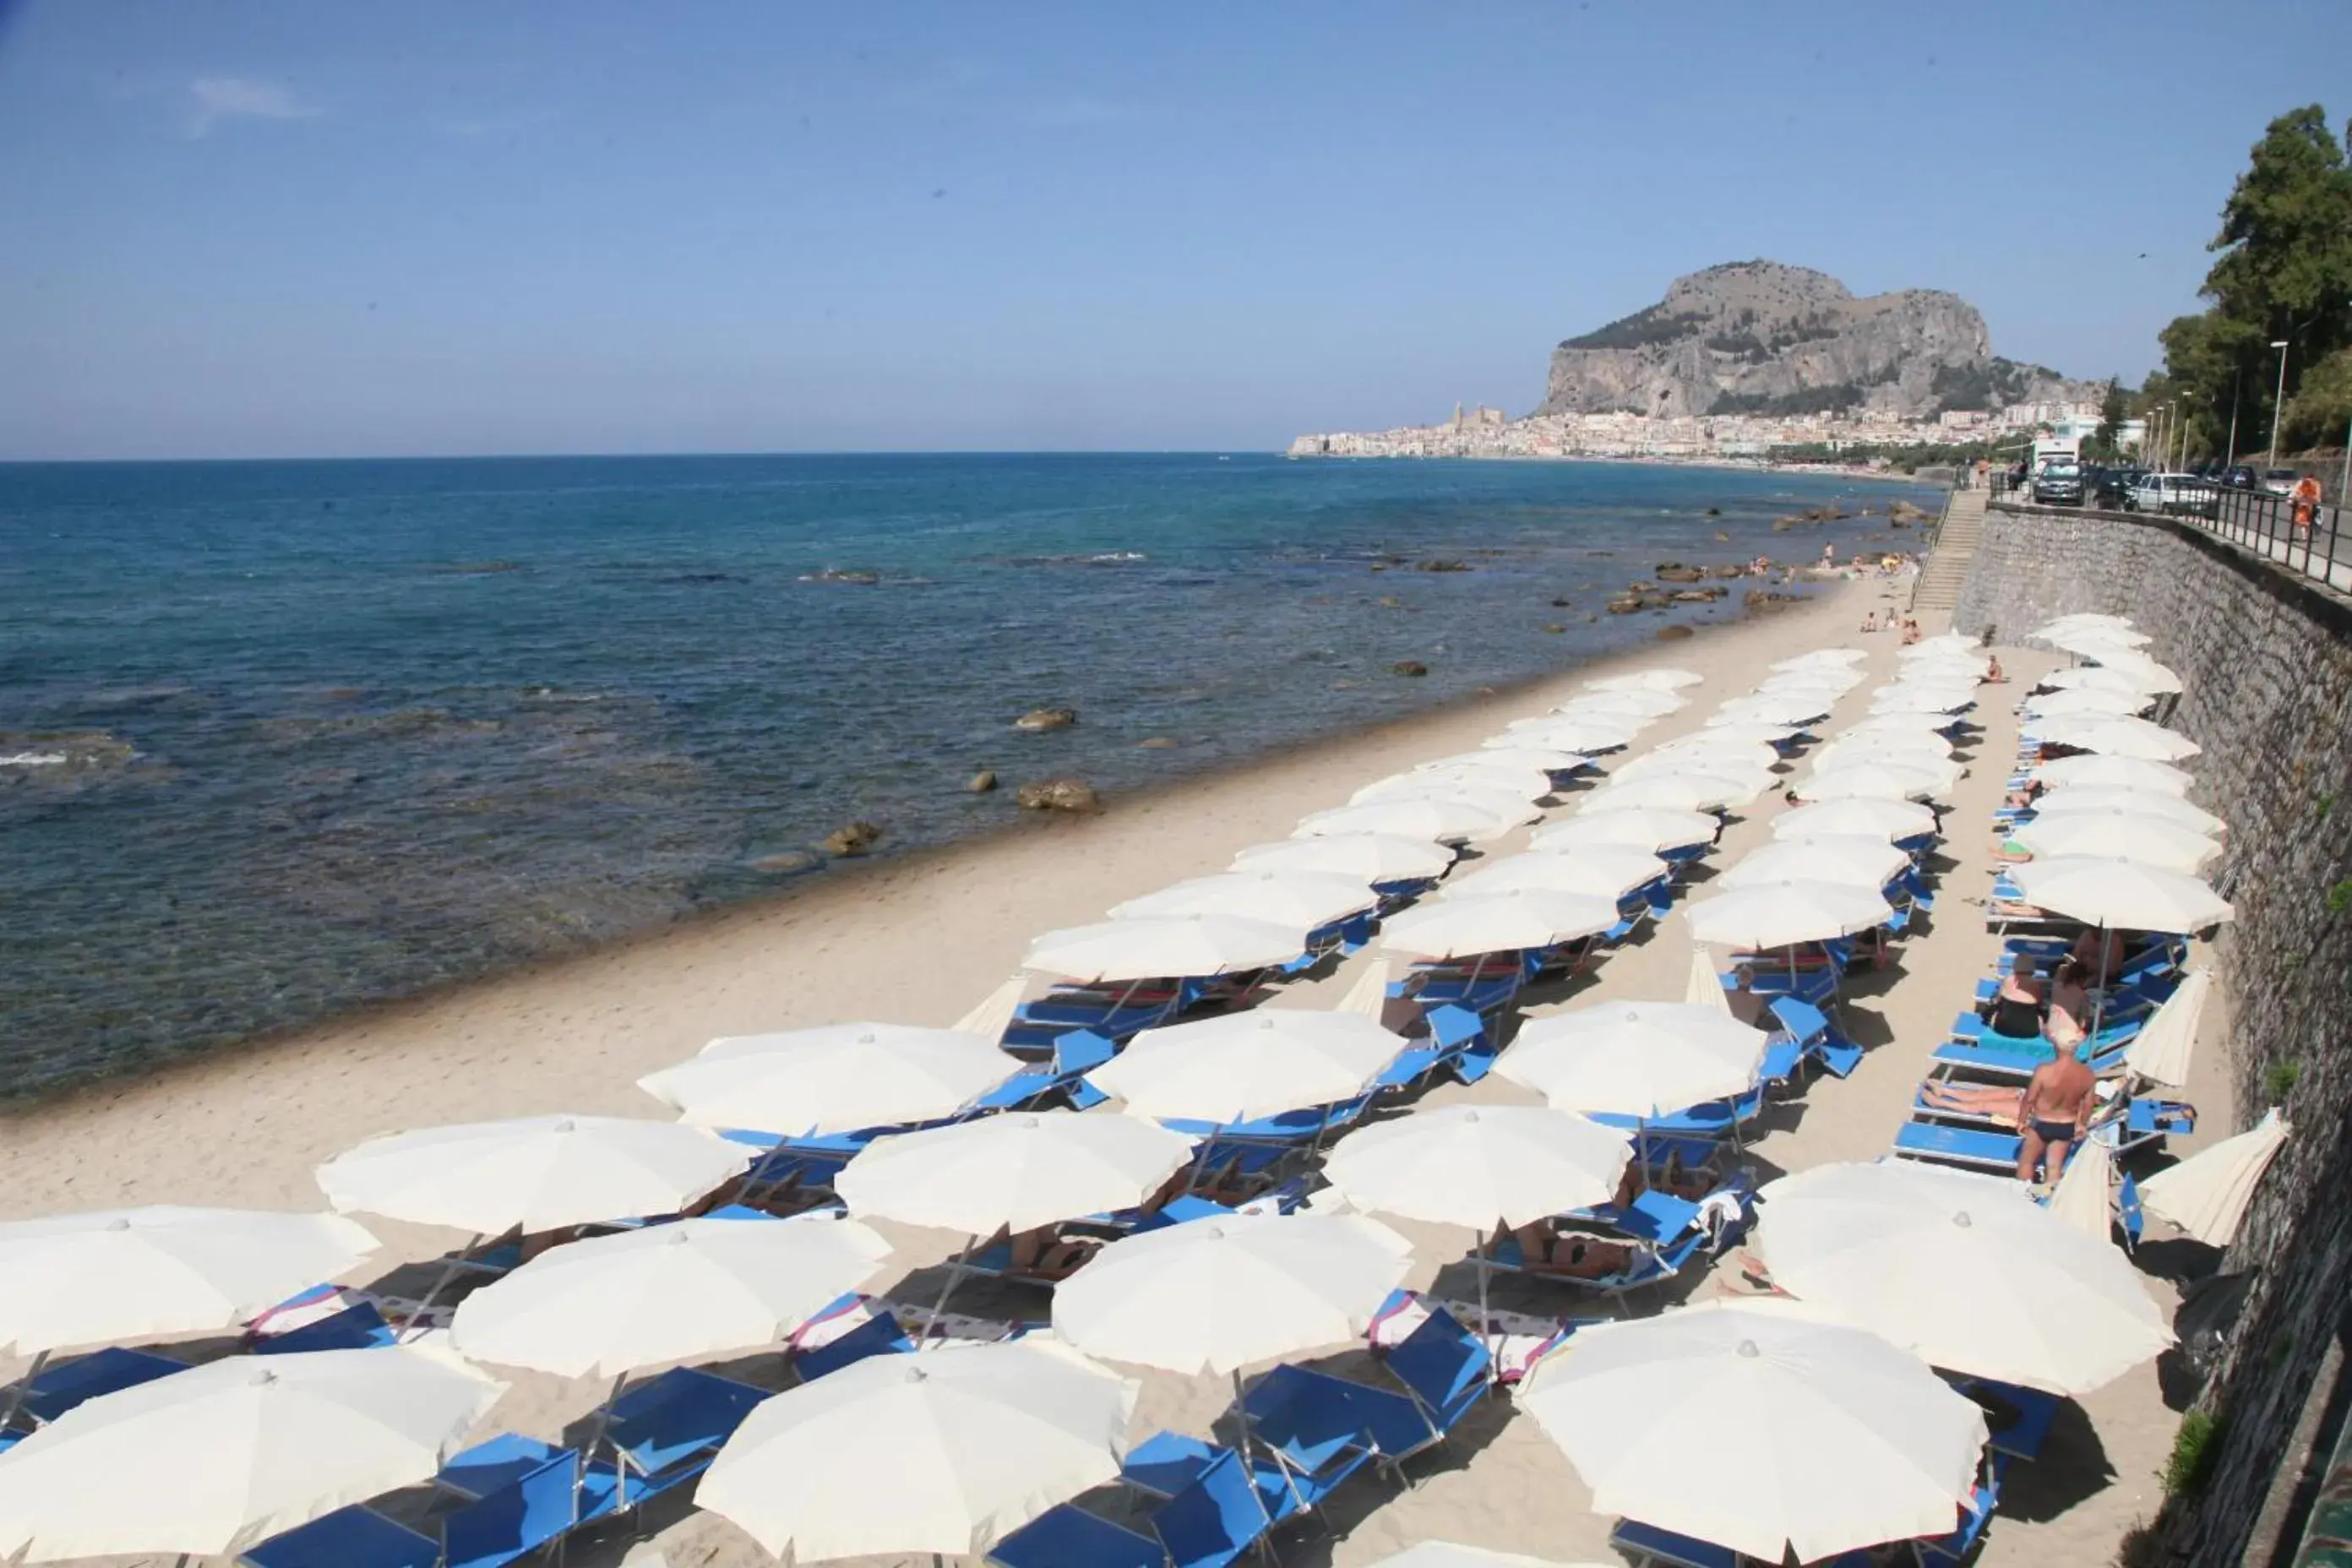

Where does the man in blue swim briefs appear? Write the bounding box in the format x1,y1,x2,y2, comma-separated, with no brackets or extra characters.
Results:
2017,1043,2096,1184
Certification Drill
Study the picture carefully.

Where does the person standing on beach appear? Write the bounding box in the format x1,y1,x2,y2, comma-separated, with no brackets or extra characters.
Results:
2016,1045,2095,1184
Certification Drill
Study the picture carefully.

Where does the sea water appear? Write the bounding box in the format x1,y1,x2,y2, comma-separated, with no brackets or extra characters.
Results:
0,453,1925,1092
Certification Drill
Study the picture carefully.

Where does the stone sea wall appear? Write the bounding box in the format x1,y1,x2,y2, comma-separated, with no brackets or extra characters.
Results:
1955,504,2352,1563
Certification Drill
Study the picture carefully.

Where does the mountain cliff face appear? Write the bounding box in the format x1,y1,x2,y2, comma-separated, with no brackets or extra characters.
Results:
1538,260,2085,419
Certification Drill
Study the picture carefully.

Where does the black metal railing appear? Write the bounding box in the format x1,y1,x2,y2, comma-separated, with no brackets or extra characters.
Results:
1995,476,2349,596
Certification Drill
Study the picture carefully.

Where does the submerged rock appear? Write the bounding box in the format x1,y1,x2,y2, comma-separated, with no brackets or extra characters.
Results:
823,820,884,857
1657,624,1696,640
1653,564,1707,583
1414,560,1470,574
748,850,825,876
1014,707,1078,732
966,770,999,793
1136,738,1179,749
1391,661,1429,678
1017,778,1101,813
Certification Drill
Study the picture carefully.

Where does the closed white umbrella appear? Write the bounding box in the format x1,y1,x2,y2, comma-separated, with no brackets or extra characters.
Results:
0,1208,378,1363
316,1116,754,1236
2028,790,2224,836
2007,858,2233,934
639,1026,1020,1136
1294,795,1528,843
2029,714,2200,761
1533,807,1718,853
0,1344,504,1562
2047,1137,2116,1244
1441,846,1669,901
2012,815,2220,873
1754,1160,2173,1393
1366,1545,1603,1568
697,1338,1139,1562
1686,944,1731,1015
1683,881,1894,950
1500,715,1647,753
953,977,1029,1042
1051,1211,1415,1375
2121,969,2213,1088
836,1111,1192,1237
1501,1002,1765,1118
1707,694,1833,727
2024,687,2153,719
2031,754,2193,795
1095,1010,1403,1124
1772,796,1939,844
1322,1105,1631,1230
1111,868,1376,928
1233,831,1454,883
1519,1300,1988,1565
1720,836,1907,890
1022,915,1309,983
1584,668,1703,692
1352,773,1550,813
1792,760,1950,803
1577,773,1760,813
449,1213,893,1379
1555,689,1686,719
2138,1109,2290,1247
1380,888,1620,960
1337,957,1394,1020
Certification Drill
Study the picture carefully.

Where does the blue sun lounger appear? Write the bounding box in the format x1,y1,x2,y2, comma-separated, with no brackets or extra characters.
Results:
967,1029,1118,1113
1946,1375,2062,1462
8,1347,184,1428
242,1443,603,1568
1768,996,1863,1078
987,1447,1274,1568
1372,1004,1489,1094
1121,1424,1368,1531
1244,1309,1491,1482
1609,1518,1879,1568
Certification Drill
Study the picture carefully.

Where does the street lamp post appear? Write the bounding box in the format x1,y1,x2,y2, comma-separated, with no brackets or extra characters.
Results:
2225,364,2243,467
2268,339,2291,467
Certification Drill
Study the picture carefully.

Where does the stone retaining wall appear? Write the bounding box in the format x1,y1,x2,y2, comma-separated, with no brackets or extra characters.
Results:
1956,504,2352,1564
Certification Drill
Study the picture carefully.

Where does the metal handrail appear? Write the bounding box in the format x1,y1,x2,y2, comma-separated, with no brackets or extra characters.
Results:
1997,476,2349,598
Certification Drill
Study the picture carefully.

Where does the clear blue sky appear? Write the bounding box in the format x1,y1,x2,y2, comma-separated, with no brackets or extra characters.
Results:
5,0,2350,459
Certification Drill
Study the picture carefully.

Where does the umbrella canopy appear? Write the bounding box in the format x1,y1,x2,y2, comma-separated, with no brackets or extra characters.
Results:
2121,969,2212,1087
1756,669,1865,696
1707,694,1834,727
1021,915,1309,983
1533,807,1718,853
1111,868,1376,928
1418,745,1591,779
697,1338,1138,1562
2033,613,2137,637
2007,858,2233,933
1683,880,1894,949
316,1116,754,1236
1353,773,1550,813
1753,1160,2173,1393
1642,734,1783,769
953,977,1028,1042
836,1111,1193,1235
2082,651,2183,689
2031,754,2194,795
1294,795,1528,844
1791,761,1949,803
2138,1109,2290,1247
1843,710,1962,737
639,1026,1020,1137
1519,1300,1987,1565
1366,1546,1603,1568
1616,745,1778,782
2043,662,2181,696
1686,944,1732,1014
2028,714,2201,761
2012,815,2220,874
1772,648,1870,670
2050,626,2152,656
1584,668,1703,692
0,1344,504,1561
2023,687,2153,720
1337,958,1393,1019
1810,732,1955,769
1771,796,1940,844
1554,689,1686,719
1379,888,1620,960
2047,1138,2116,1244
1682,719,1800,747
1321,1105,1631,1230
0,1208,379,1360
2028,789,2224,836
1500,716,1647,753
1233,831,1454,883
449,1213,893,1379
1905,630,1983,653
1500,1001,1766,1117
1440,846,1669,901
1867,687,1977,716
1576,773,1759,814
1094,1010,1402,1124
1051,1211,1415,1375
1720,836,1908,891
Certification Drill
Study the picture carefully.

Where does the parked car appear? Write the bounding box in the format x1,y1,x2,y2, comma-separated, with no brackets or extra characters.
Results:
2033,461,2086,505
2088,466,2131,507
2224,465,2258,490
2124,472,2221,519
2261,467,2302,497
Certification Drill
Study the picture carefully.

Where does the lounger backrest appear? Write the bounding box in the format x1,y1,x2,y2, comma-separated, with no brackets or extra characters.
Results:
19,1347,183,1423
795,1310,913,1381
1384,1309,1491,1417
1425,1004,1484,1051
1767,996,1828,1047
1054,1030,1119,1075
607,1367,768,1475
1152,1448,1268,1568
443,1449,580,1568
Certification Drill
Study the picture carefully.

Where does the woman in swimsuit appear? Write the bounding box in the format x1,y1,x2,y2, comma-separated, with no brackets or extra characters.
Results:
1986,955,2046,1042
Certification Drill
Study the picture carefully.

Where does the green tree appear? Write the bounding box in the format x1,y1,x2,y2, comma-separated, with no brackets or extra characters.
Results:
2088,378,2129,459
2283,345,2352,449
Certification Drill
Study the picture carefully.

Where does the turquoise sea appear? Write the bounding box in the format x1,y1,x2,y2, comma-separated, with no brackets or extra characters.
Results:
0,454,1927,1094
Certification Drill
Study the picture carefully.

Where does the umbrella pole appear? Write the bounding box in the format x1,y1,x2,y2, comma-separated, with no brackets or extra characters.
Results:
921,1235,977,1341
0,1349,48,1432
1474,1235,1495,1375
573,1371,628,1526
402,1233,489,1335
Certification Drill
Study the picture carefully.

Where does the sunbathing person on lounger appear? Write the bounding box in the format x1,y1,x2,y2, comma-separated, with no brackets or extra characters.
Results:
2069,928,2126,985
1984,955,2046,1041
1508,1223,1638,1278
1919,1081,2029,1124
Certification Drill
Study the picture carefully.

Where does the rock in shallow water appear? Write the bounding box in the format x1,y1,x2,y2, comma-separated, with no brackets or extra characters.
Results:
1391,661,1429,677
748,850,825,876
1014,707,1077,732
966,770,999,793
823,820,884,856
1017,778,1101,812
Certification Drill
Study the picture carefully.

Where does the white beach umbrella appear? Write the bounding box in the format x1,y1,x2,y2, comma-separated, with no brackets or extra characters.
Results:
1792,760,1950,803
836,1111,1193,1236
2047,1138,2117,1244
1233,831,1453,883
1720,836,1907,891
2050,626,2152,656
953,977,1029,1042
2044,662,2182,696
1365,1545,1603,1568
1555,689,1686,719
1441,846,1668,901
1584,667,1703,692
2138,1109,2290,1247
1418,746,1590,779
0,1208,379,1362
1616,742,1778,781
1707,693,1833,727
316,1116,754,1235
2085,651,2182,689
1337,958,1393,1020
1500,1002,1767,1117
1686,944,1731,1015
1771,648,1869,671
2023,687,2154,720
639,1026,1021,1136
1756,669,1865,696
1905,631,1981,653
1868,687,1977,716
1811,731,1955,768
1294,795,1527,844
1111,868,1377,928
2121,969,2213,1088
2033,612,2137,637
1843,710,1963,737
1379,889,1620,960
1677,719,1799,747
1499,715,1647,754
2012,815,2219,874
1352,772,1551,812
449,1213,893,1379
2028,790,2224,836
1095,1010,1403,1124
1051,1211,1415,1376
1772,796,1939,844
1683,881,1894,949
1533,807,1718,853
0,1344,504,1562
1519,1300,1988,1565
1322,1104,1631,1229
1753,1160,2173,1394
697,1338,1138,1562
2031,754,2193,795
2007,858,2233,934
2029,714,2200,761
1021,914,1309,983
1577,773,1760,814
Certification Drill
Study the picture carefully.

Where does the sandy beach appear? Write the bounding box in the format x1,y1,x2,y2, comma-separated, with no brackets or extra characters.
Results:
0,569,2229,1568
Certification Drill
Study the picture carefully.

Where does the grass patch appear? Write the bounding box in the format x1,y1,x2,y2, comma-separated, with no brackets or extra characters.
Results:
2268,1060,2303,1100
2164,1410,2224,1496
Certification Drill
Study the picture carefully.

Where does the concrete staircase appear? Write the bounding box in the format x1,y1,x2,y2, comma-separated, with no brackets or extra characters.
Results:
1909,488,1985,615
